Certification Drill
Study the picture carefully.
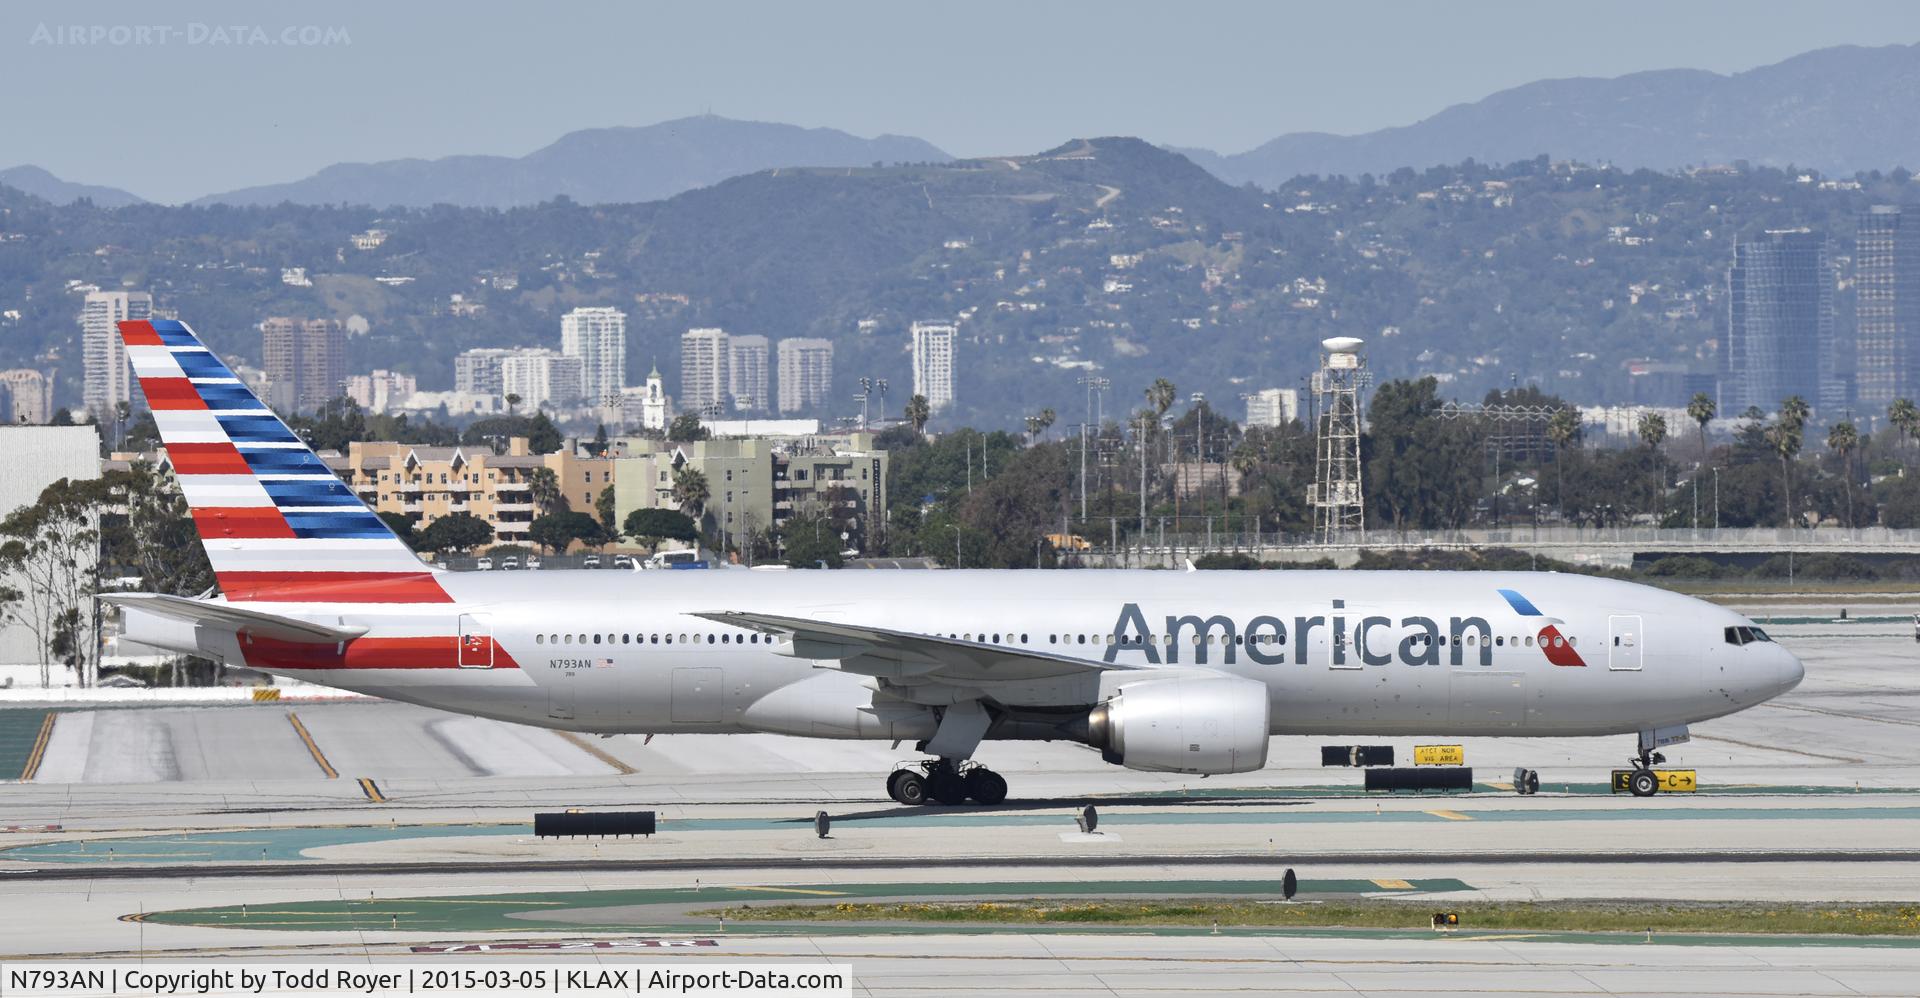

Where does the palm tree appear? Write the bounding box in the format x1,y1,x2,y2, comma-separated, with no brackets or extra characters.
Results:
1035,407,1056,439
1828,419,1859,529
1146,378,1177,417
904,394,932,436
672,466,710,518
1546,407,1581,520
1686,391,1716,466
1637,412,1668,520
1890,398,1919,462
1765,416,1804,529
526,466,564,516
505,393,522,416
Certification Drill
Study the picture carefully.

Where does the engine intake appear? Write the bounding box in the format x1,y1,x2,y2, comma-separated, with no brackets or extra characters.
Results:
1084,676,1270,774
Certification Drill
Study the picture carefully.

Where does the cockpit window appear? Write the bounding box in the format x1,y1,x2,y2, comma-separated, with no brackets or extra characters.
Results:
1725,625,1772,646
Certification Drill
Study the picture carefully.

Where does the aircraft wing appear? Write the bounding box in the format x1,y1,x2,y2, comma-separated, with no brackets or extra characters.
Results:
692,610,1132,684
99,592,368,644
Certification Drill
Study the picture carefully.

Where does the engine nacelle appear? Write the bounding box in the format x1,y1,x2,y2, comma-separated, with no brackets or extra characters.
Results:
1084,676,1270,774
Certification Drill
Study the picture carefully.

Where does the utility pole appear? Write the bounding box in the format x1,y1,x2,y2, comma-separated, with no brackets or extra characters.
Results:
1077,376,1108,521
1191,392,1207,544
1138,411,1148,538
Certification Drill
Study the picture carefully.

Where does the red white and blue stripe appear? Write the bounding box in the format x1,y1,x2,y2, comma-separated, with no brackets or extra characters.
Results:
119,319,450,604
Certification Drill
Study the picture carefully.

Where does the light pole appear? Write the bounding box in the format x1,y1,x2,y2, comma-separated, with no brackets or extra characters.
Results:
950,523,962,569
1078,376,1109,520
1712,466,1720,531
1190,392,1208,541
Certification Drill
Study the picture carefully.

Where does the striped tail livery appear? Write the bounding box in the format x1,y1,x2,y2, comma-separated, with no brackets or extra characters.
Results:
119,318,450,604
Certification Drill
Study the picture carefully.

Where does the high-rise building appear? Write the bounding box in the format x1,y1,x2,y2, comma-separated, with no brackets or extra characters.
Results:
728,334,770,411
680,327,729,415
0,369,54,425
560,307,628,406
82,290,152,417
1244,387,1300,428
454,347,519,395
344,370,417,413
500,349,584,411
261,317,346,412
911,321,956,412
777,338,834,413
1725,229,1840,414
1855,206,1920,410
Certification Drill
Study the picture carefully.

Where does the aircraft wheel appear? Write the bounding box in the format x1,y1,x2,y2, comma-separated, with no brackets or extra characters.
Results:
927,767,970,805
1628,768,1658,798
965,767,1008,805
890,769,928,806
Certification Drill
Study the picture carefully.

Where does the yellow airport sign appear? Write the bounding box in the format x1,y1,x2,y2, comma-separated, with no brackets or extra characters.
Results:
1655,769,1698,792
1414,744,1464,766
1610,769,1699,793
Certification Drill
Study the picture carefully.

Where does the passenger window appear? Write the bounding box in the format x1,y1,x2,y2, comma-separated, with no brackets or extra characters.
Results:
592,634,601,644
622,634,630,644
1495,636,1504,647
1049,635,1057,644
564,634,573,645
536,634,545,645
1078,635,1086,645
706,634,715,644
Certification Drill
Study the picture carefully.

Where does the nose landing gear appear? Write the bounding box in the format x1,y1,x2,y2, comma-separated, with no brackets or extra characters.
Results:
886,759,1007,805
1625,745,1667,798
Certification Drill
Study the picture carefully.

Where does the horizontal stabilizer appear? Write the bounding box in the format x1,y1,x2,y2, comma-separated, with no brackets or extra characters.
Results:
99,592,367,644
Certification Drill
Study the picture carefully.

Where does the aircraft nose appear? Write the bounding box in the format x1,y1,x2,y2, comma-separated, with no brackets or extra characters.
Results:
1776,648,1806,696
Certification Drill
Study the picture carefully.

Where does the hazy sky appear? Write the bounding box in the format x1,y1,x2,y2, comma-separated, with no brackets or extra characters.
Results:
6,0,1920,203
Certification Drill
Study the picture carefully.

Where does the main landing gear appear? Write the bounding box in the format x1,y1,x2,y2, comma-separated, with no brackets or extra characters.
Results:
886,759,1008,806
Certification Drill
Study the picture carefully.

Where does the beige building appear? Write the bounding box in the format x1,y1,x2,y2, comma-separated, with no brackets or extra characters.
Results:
0,369,54,424
261,317,346,412
612,432,888,556
329,437,612,545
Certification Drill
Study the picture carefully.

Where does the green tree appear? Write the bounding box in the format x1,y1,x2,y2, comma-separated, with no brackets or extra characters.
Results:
1364,378,1479,531
1546,407,1582,519
0,477,108,687
526,411,564,454
1146,378,1177,418
779,512,845,568
594,485,618,533
590,423,610,457
672,467,711,518
1637,412,1668,521
526,467,567,516
1766,411,1805,529
505,392,522,416
668,413,710,442
1827,419,1859,529
1686,391,1716,465
904,394,932,435
622,507,699,552
417,513,495,555
1890,398,1919,461
529,511,609,554
377,511,419,548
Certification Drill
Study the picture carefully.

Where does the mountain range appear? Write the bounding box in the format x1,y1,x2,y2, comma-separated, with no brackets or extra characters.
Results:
7,42,1920,210
0,165,145,208
188,116,950,209
1180,42,1920,187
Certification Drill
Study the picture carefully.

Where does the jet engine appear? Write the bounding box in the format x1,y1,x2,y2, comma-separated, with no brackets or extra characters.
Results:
1084,676,1270,774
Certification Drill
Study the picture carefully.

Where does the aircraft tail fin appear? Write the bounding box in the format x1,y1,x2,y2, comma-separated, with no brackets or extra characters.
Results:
118,319,450,604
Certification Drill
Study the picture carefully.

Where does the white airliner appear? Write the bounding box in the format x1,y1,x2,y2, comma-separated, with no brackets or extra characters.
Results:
105,320,1804,804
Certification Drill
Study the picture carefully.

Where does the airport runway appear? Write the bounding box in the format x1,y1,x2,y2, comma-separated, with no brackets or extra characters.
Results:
1,603,1917,994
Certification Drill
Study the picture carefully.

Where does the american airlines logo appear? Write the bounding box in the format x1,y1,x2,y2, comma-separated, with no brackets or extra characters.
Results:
1102,588,1586,668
